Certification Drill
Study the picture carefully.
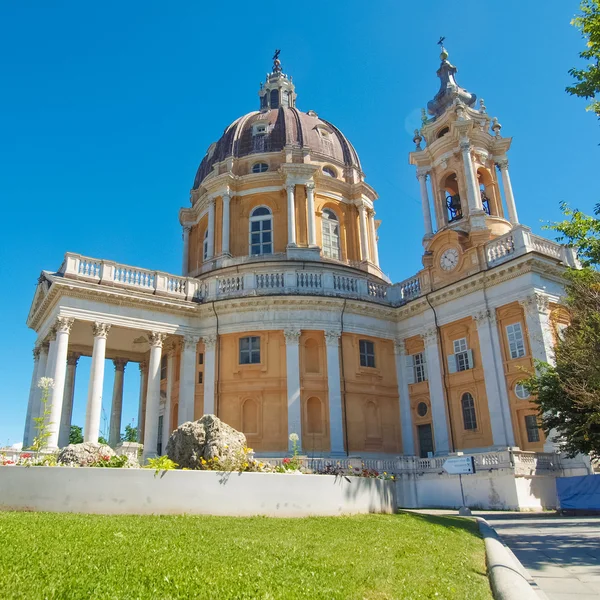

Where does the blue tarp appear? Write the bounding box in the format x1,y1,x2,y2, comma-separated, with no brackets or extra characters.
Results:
556,475,600,510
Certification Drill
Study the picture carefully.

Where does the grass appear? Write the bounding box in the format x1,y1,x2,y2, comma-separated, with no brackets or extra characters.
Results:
0,511,491,599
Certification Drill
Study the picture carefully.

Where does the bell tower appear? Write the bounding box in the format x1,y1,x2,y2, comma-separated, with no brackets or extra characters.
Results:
409,43,521,283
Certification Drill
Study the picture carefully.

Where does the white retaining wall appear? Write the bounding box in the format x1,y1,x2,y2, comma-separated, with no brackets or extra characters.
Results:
0,467,396,517
397,469,559,511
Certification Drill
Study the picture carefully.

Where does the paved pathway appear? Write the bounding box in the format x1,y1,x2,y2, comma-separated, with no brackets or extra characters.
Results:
481,512,600,600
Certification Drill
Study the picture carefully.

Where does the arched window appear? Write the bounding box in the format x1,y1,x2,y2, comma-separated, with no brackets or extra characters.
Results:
252,162,268,174
461,392,478,430
306,397,323,434
443,173,462,223
242,399,259,435
202,229,209,261
270,89,279,109
322,166,336,178
281,90,290,107
249,206,273,256
321,209,340,259
437,126,450,139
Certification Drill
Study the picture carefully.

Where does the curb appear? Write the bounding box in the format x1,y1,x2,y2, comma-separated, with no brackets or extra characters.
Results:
476,517,538,600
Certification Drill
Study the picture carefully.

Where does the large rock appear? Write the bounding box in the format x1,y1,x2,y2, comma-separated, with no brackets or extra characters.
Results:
57,442,116,467
166,414,246,469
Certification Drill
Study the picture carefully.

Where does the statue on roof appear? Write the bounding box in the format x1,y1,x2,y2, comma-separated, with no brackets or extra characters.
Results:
273,49,282,73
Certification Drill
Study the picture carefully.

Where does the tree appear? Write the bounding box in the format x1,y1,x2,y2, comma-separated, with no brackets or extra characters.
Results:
69,425,84,445
121,424,138,443
566,0,600,119
525,207,600,458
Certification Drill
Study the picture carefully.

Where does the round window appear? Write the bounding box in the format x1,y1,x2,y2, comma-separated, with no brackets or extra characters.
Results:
417,402,428,417
252,163,268,174
515,383,530,400
322,166,336,178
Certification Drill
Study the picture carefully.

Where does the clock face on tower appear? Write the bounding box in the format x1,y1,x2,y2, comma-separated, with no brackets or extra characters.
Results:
440,248,459,271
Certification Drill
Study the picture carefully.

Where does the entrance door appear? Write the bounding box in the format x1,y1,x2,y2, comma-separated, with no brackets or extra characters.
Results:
417,424,434,458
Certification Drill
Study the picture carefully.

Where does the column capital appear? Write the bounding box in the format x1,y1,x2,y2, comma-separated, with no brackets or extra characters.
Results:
67,351,81,366
324,329,341,346
182,224,192,233
148,331,167,348
459,137,471,152
202,334,217,351
305,180,315,191
283,329,301,344
33,346,41,361
40,341,50,353
394,339,407,356
55,316,75,334
473,309,497,328
420,327,438,346
208,196,216,207
495,158,509,171
286,183,295,193
46,326,57,342
138,360,148,373
92,322,111,338
113,358,128,371
416,168,430,181
519,293,550,316
182,334,201,351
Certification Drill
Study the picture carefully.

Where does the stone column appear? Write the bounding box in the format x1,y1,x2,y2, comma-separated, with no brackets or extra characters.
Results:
109,359,127,447
221,192,231,255
207,198,216,259
417,171,434,238
179,335,200,424
31,343,49,431
203,335,217,415
182,225,191,276
284,329,302,451
459,137,483,213
137,361,147,443
286,183,296,246
358,202,370,261
368,209,380,267
84,322,111,443
496,159,519,225
421,327,450,454
394,340,415,455
23,346,41,447
163,345,175,451
474,310,514,447
325,330,345,456
45,329,58,385
519,293,557,451
58,352,80,448
305,182,317,247
143,332,166,461
47,317,74,449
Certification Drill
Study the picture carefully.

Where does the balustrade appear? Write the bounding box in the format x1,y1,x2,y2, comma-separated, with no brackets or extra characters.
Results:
296,272,322,289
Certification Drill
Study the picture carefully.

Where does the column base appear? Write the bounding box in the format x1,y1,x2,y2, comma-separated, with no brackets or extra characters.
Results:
286,246,321,261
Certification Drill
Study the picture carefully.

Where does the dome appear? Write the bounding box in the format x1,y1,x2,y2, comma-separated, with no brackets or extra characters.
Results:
192,58,362,189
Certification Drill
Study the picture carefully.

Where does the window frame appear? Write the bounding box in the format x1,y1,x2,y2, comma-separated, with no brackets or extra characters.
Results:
251,162,268,174
249,206,273,256
160,355,168,381
525,414,540,443
322,166,337,178
453,337,471,372
506,323,526,359
413,352,427,383
359,339,376,368
514,382,530,400
461,392,478,431
239,336,261,365
202,228,209,261
321,208,341,259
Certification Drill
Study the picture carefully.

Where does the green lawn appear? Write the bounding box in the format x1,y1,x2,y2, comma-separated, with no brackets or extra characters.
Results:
0,512,491,599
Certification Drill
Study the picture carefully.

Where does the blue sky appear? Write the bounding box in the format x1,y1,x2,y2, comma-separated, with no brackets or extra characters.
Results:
0,1,598,447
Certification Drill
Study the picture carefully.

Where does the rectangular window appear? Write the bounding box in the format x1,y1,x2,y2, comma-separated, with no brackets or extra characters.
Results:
160,355,168,380
198,372,203,384
525,415,540,443
506,323,526,359
157,415,163,456
453,338,471,371
359,339,375,368
198,353,204,365
413,352,427,383
239,336,260,365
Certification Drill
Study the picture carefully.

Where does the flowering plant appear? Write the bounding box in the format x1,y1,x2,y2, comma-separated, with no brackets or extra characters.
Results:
30,378,54,453
275,433,303,473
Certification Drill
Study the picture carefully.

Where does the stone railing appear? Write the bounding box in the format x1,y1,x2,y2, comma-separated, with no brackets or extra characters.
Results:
264,450,561,475
485,225,579,268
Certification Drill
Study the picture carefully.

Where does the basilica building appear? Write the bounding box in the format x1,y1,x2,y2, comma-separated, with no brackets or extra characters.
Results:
24,49,577,462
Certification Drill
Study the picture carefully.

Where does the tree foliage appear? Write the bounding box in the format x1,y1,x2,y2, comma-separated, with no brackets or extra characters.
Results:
121,424,138,443
567,0,600,118
525,207,600,457
69,425,84,445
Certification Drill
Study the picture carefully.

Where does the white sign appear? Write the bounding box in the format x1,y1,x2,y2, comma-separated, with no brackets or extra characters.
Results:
443,456,475,475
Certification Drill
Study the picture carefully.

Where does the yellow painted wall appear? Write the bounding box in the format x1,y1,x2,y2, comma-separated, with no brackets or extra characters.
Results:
217,331,288,452
440,317,494,450
341,333,402,454
405,335,431,456
496,302,544,451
